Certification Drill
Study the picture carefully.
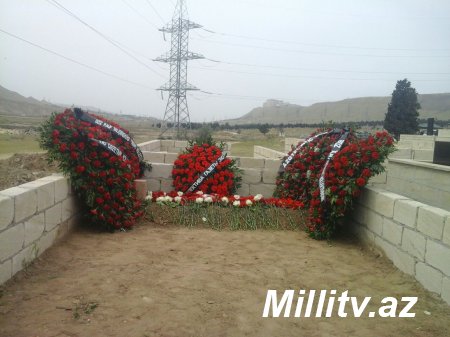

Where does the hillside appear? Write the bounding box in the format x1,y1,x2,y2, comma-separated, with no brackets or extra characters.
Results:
225,94,450,125
0,85,160,128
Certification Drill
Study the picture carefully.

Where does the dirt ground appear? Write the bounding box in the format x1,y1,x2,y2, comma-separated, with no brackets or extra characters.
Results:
0,153,59,190
0,224,449,337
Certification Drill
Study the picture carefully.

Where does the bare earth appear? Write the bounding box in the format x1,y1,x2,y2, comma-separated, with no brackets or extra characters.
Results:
0,224,449,337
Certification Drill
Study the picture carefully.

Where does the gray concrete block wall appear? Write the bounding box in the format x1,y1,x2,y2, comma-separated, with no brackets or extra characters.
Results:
351,185,450,305
0,175,80,285
253,146,285,159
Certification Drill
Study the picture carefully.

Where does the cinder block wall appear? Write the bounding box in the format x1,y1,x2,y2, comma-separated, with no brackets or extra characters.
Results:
351,186,450,305
0,175,80,285
145,157,282,197
253,145,285,159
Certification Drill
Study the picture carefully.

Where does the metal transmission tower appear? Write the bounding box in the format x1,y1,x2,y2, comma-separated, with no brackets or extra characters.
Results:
155,0,204,138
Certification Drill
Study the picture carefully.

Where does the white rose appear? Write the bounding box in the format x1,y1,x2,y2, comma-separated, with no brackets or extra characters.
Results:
204,196,213,203
156,196,164,202
195,197,204,203
174,196,182,203
233,200,240,207
177,191,184,196
221,196,229,204
254,194,263,201
164,196,173,202
245,199,253,206
234,195,240,200
196,191,204,195
202,217,207,222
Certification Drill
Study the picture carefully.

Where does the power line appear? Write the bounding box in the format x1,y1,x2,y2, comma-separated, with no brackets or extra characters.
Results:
45,0,165,78
120,0,159,29
192,37,450,59
192,65,450,82
144,0,165,24
205,58,450,76
0,28,152,89
200,28,450,53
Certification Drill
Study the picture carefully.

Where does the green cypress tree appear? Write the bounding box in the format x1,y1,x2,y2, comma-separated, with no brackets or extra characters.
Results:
384,79,421,139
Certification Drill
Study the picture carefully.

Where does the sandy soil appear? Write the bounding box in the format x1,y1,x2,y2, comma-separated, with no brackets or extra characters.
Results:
0,224,449,337
0,153,59,190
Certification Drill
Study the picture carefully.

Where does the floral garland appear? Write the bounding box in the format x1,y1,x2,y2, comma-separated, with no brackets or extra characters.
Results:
149,190,304,209
39,108,148,230
172,141,241,195
275,129,395,239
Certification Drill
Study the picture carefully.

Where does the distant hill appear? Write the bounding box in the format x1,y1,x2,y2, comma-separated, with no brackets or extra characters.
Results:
0,85,160,125
224,94,450,125
0,85,64,116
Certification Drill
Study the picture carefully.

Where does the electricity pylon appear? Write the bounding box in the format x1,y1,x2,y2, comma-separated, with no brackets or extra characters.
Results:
155,0,204,138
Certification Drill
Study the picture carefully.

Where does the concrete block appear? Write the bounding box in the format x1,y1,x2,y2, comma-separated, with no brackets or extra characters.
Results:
241,168,262,184
148,164,173,179
249,184,276,198
373,191,407,218
0,195,14,231
12,243,39,275
375,236,395,261
166,147,179,153
444,216,450,246
36,227,58,256
62,197,78,222
358,186,381,208
54,177,69,203
442,277,450,305
382,218,403,245
238,157,265,169
147,178,161,192
0,224,24,262
353,223,375,245
262,169,278,184
365,210,383,236
415,262,443,294
417,206,448,240
413,149,433,161
426,240,450,276
45,203,62,231
174,140,187,148
0,259,12,285
236,183,250,196
394,199,424,228
143,151,165,163
24,213,45,246
160,179,174,193
0,187,37,223
401,228,426,261
20,179,55,212
264,159,282,171
164,153,178,164
160,140,175,148
390,148,412,159
368,171,387,185
392,246,416,276
352,205,368,226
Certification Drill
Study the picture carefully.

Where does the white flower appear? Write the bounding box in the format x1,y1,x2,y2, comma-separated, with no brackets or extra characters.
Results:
233,200,240,207
174,196,182,203
245,199,253,206
195,197,204,203
221,196,229,204
204,196,213,203
234,195,240,200
177,191,184,197
202,217,207,222
254,194,263,201
156,196,165,202
196,191,204,195
164,196,173,202
145,195,152,201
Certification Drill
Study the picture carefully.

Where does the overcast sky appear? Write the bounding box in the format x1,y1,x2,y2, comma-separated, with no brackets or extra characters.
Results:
1,0,449,122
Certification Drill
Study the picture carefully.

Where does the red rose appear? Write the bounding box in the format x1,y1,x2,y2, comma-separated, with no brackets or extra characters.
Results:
356,177,366,187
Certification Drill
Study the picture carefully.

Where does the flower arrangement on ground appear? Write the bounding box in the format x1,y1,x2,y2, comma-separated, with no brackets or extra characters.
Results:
39,108,149,230
274,128,395,239
147,190,305,230
171,139,241,195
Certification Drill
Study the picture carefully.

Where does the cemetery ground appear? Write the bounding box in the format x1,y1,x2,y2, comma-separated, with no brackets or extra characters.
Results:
1,222,450,337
